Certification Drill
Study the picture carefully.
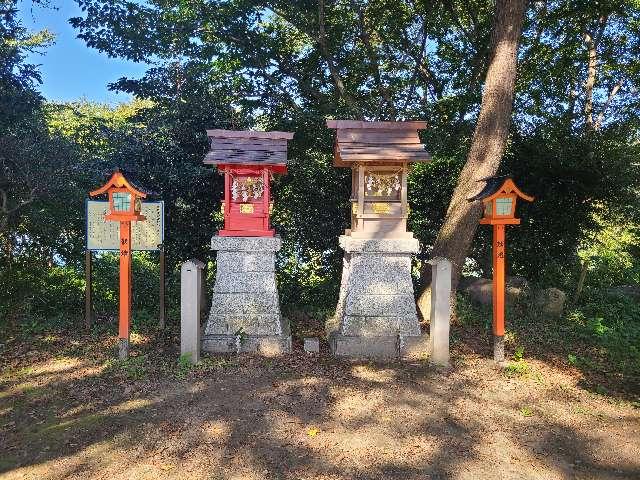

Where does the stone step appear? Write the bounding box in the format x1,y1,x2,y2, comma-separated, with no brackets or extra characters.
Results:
340,315,421,336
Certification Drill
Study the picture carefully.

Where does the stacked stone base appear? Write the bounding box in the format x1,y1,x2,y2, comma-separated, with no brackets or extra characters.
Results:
329,333,428,360
327,236,427,360
203,235,291,355
203,334,291,356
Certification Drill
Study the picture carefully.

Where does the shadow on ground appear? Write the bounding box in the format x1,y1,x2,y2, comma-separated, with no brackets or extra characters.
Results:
0,330,639,479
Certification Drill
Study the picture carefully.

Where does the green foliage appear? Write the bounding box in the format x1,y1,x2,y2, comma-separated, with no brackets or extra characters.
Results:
455,293,491,330
513,346,525,362
578,214,640,288
565,289,640,376
176,353,194,379
504,361,531,378
519,406,534,417
105,355,147,380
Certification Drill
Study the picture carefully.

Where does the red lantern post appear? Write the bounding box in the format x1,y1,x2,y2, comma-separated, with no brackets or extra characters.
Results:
90,169,149,359
470,176,534,362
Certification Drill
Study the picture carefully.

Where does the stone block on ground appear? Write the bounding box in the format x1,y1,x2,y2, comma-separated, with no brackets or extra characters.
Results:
535,287,566,318
304,337,320,353
330,334,399,359
464,277,530,306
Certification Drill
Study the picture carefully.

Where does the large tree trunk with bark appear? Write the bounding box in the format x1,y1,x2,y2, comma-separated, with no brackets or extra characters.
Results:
417,0,527,315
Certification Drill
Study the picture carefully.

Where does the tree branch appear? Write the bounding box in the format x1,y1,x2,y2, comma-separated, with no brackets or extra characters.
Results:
317,0,361,116
353,4,397,119
594,78,623,130
584,15,608,129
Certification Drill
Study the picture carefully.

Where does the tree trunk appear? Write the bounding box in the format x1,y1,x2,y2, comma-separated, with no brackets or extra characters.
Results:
417,0,527,316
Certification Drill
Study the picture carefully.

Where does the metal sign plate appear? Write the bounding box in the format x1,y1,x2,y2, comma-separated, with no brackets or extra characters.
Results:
371,202,391,214
86,200,164,251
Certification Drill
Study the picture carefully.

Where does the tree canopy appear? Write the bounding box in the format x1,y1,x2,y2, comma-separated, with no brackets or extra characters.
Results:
1,0,639,323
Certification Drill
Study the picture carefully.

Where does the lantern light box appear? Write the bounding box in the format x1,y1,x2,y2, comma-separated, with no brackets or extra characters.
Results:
204,129,294,237
327,120,431,239
90,169,147,223
470,176,534,225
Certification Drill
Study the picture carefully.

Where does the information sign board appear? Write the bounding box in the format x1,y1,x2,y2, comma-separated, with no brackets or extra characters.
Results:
86,200,164,251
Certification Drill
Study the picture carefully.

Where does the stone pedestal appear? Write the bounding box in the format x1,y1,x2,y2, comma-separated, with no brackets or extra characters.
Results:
203,236,291,355
327,236,423,359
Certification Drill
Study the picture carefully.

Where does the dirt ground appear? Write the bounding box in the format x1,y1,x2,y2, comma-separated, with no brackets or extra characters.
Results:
1,332,639,480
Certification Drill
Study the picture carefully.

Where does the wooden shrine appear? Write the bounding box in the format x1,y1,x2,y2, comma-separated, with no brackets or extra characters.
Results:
204,129,294,237
327,120,431,239
470,175,534,362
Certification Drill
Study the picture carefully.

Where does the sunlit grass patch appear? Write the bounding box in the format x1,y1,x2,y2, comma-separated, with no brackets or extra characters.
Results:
519,406,534,417
504,360,531,377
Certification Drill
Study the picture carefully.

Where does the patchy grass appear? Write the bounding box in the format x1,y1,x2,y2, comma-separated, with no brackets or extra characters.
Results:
455,289,640,397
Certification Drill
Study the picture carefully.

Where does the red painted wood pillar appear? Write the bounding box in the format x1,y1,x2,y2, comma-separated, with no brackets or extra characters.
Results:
492,224,506,361
262,168,270,232
119,220,132,359
223,167,230,231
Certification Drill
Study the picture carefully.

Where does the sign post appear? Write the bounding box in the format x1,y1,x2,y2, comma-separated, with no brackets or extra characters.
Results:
469,176,534,363
85,249,93,329
118,219,133,359
159,244,166,329
89,169,153,359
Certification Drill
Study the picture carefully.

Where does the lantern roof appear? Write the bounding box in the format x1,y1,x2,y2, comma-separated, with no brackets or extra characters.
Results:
468,176,534,203
204,129,294,166
326,120,432,166
89,169,154,198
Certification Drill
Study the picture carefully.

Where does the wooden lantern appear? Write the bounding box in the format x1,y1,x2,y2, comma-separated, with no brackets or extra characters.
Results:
470,175,534,362
204,130,294,237
473,176,534,226
327,120,431,239
90,169,147,222
89,169,150,359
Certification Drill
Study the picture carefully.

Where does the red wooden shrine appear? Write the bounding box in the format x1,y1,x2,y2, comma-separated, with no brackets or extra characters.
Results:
204,130,294,237
89,169,150,358
470,176,534,360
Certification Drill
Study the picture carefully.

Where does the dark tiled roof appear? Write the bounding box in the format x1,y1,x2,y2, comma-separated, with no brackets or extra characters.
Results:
204,129,294,166
468,176,512,201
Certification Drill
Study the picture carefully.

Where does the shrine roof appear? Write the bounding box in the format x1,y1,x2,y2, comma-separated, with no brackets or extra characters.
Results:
468,176,534,202
204,129,294,166
326,120,431,166
90,168,156,198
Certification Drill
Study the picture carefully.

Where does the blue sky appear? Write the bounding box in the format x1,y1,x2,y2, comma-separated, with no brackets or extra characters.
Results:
19,1,147,104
